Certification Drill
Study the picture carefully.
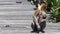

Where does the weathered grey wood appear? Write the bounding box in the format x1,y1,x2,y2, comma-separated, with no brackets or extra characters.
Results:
0,0,60,34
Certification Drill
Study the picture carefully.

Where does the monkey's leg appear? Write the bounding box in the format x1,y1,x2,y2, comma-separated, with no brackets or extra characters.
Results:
31,23,38,31
31,16,38,31
39,21,46,33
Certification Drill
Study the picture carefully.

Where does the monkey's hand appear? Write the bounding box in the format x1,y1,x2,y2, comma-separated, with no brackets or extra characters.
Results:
33,16,40,28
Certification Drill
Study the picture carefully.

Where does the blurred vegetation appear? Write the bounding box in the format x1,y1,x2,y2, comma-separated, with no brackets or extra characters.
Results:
46,0,60,22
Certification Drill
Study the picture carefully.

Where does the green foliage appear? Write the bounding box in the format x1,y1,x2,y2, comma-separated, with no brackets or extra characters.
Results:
46,0,60,22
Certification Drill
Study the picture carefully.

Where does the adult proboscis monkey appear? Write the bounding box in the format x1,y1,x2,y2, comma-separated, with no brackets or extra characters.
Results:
31,2,47,33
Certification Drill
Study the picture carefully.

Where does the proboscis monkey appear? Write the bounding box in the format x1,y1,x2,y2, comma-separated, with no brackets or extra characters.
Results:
31,2,47,33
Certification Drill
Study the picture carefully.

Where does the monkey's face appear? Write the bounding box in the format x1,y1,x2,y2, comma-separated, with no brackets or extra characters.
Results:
41,3,47,10
38,3,47,10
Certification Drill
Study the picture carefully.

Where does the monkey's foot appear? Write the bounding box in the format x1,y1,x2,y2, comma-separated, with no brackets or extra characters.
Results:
31,30,40,33
40,30,45,33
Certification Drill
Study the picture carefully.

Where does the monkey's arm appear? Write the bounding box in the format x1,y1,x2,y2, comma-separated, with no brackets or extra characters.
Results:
33,10,40,28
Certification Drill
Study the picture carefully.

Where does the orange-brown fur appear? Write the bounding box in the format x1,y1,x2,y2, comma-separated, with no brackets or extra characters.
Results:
34,2,47,14
34,2,47,20
34,3,47,16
